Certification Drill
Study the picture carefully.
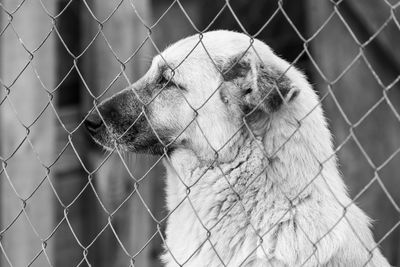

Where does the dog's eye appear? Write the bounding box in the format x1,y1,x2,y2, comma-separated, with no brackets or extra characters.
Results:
158,75,187,91
244,88,252,95
158,75,176,88
158,75,169,86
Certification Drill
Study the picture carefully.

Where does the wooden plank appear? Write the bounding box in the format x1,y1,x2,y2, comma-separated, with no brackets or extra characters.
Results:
51,107,94,267
0,0,56,266
345,0,400,72
81,0,155,266
0,8,2,267
306,1,400,265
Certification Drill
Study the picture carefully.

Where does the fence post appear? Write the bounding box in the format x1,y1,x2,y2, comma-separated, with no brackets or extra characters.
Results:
0,8,2,267
0,0,56,266
82,0,157,266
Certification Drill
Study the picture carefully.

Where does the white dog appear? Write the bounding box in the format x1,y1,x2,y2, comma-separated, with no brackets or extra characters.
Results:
85,30,390,266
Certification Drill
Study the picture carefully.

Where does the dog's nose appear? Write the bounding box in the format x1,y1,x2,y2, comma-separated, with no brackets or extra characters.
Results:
84,113,103,135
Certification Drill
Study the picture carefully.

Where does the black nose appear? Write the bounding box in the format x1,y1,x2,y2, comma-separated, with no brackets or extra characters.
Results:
85,113,103,135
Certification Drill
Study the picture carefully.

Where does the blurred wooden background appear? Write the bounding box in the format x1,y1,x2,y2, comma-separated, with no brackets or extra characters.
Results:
0,0,399,266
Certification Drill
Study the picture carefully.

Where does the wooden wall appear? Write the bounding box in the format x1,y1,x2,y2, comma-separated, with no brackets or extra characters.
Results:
306,1,400,265
0,0,399,266
0,0,56,266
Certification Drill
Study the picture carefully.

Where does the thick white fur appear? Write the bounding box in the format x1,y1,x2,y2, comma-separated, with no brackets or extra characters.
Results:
148,31,390,266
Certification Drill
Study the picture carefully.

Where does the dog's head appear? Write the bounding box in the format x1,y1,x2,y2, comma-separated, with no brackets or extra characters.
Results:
85,30,302,160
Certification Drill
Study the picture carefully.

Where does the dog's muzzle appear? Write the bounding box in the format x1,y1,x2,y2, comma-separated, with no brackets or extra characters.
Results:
83,87,167,154
84,88,140,148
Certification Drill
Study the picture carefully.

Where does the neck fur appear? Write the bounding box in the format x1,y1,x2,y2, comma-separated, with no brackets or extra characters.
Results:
161,92,352,265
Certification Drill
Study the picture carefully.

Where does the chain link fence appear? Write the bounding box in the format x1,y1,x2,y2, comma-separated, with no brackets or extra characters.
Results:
0,0,400,266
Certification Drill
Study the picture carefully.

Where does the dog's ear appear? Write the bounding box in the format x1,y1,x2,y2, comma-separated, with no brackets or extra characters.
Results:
221,53,299,113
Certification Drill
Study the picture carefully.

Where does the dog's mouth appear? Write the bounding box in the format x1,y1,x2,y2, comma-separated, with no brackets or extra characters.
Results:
85,109,175,155
83,85,161,153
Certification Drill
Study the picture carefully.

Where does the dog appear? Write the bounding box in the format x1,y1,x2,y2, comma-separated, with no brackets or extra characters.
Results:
85,30,390,266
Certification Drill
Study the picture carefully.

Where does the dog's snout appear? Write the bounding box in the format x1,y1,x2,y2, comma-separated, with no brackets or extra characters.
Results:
85,113,103,135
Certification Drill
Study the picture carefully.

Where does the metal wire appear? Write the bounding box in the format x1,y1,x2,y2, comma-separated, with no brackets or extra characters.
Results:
0,0,399,266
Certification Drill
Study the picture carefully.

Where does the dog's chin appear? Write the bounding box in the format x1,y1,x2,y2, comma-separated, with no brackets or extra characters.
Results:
89,129,178,156
94,140,165,155
88,133,114,151
127,143,166,155
88,132,126,152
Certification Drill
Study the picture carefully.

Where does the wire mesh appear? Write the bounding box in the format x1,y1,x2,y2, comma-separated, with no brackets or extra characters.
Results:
0,0,399,266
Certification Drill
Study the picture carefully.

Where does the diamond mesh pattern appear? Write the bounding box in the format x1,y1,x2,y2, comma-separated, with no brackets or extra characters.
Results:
0,0,399,266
